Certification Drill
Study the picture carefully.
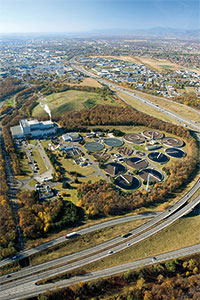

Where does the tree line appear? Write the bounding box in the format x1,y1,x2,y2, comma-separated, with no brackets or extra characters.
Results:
0,137,17,259
2,126,21,175
0,78,24,101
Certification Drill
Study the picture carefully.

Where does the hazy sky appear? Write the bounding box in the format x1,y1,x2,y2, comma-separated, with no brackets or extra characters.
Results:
0,0,199,33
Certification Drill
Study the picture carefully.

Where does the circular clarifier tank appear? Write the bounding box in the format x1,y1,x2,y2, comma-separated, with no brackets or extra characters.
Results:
148,151,169,164
139,168,163,183
104,162,126,176
84,141,104,152
165,147,186,158
114,174,141,190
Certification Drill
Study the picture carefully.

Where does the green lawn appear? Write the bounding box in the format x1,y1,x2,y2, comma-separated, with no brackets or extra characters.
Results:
77,214,200,274
55,174,105,205
159,65,174,69
59,156,96,177
32,90,118,118
30,218,151,266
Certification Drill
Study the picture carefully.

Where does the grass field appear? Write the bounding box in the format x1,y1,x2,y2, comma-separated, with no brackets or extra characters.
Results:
59,156,96,177
66,78,102,88
73,214,200,274
3,96,14,107
117,91,179,124
28,179,38,188
29,218,151,266
32,90,118,118
117,90,200,123
55,174,104,205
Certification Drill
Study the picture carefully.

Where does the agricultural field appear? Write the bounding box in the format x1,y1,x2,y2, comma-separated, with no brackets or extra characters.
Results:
32,89,118,118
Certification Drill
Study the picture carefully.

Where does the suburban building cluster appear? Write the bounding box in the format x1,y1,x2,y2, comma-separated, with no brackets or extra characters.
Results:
79,56,200,98
0,39,84,82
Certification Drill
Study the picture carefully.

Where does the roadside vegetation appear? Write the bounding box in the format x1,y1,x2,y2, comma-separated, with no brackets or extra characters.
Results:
29,218,150,266
71,214,200,275
0,139,17,259
35,253,200,300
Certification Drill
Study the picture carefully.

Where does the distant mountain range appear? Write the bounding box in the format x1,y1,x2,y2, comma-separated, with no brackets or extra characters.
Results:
87,27,200,38
0,27,199,39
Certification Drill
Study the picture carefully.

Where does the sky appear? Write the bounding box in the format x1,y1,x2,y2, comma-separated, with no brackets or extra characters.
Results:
0,0,199,33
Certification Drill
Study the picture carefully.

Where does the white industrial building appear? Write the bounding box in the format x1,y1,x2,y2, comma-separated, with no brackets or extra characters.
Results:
11,119,57,139
62,132,82,142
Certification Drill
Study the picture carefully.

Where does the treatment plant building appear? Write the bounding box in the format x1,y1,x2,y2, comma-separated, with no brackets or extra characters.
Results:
11,119,57,139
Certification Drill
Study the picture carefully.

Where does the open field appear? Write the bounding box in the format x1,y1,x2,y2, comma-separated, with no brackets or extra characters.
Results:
28,179,38,188
29,218,151,266
73,214,200,274
59,156,96,177
66,77,102,88
55,174,104,205
32,90,118,118
117,90,200,123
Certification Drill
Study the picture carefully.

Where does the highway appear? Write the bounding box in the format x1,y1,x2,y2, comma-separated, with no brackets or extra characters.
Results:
1,193,200,299
1,243,199,300
1,239,200,300
0,177,199,270
0,212,158,267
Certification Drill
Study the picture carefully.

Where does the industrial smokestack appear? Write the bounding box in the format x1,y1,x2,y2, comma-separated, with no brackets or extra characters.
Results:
40,102,52,121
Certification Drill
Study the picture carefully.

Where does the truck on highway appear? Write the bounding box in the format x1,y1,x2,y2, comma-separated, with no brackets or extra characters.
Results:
65,232,78,239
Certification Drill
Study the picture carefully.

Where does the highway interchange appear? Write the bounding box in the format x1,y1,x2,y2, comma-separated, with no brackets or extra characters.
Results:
0,58,200,299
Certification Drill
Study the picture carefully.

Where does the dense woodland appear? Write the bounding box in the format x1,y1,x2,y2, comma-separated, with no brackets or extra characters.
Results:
0,139,17,259
17,191,82,239
34,255,200,300
58,104,192,136
0,78,24,101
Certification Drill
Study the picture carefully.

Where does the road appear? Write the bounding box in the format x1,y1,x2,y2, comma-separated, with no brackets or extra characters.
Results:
0,176,199,269
1,192,199,300
1,242,200,300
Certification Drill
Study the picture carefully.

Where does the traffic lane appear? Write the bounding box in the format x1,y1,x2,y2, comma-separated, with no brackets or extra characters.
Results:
1,194,199,287
1,243,200,300
0,176,199,269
